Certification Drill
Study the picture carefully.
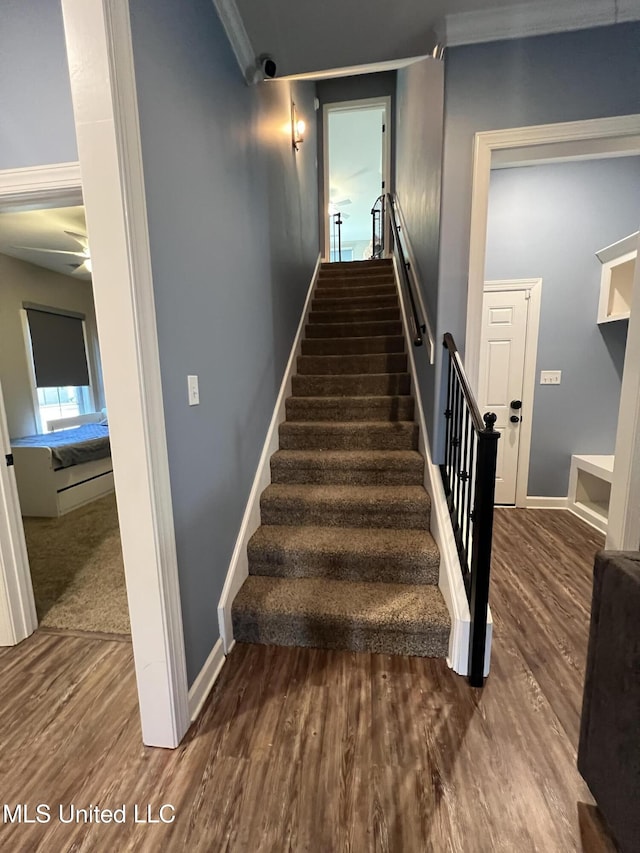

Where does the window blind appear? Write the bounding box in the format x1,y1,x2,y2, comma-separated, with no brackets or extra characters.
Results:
26,307,90,388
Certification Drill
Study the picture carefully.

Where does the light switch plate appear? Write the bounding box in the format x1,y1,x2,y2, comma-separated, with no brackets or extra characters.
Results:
540,370,561,385
188,375,199,405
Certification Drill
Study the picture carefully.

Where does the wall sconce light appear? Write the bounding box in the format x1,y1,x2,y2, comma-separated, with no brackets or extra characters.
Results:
292,102,305,151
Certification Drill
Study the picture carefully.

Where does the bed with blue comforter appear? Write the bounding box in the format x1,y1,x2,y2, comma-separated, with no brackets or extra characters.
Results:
11,423,110,470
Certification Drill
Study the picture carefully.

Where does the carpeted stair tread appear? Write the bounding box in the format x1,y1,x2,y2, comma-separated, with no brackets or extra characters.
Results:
316,275,395,289
247,524,439,584
232,576,450,657
260,483,430,529
321,259,392,272
319,266,393,278
285,394,414,422
305,320,403,339
301,335,405,356
270,449,424,484
296,353,407,375
319,267,393,280
315,282,397,298
279,420,418,450
292,373,411,397
308,306,400,324
311,294,398,311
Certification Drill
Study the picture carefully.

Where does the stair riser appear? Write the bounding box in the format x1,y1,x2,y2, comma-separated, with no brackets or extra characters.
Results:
305,321,403,339
279,423,418,451
311,295,398,311
315,284,397,298
270,462,423,486
248,547,438,584
308,307,400,324
260,496,429,529
232,616,448,658
301,336,405,356
296,353,407,376
318,266,392,277
317,276,395,290
319,267,392,278
321,260,392,272
285,396,414,422
292,374,411,396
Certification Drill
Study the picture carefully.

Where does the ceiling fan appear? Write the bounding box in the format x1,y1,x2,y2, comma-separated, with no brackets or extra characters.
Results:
328,196,352,220
13,230,92,276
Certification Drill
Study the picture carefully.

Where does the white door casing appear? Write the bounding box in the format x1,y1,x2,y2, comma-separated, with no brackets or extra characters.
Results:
479,280,542,506
0,380,38,647
61,0,190,747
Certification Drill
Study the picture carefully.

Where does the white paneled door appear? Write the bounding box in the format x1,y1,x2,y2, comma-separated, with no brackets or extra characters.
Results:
478,289,529,504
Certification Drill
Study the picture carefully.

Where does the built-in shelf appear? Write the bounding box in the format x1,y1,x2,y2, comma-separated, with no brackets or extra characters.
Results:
568,454,614,534
596,232,638,324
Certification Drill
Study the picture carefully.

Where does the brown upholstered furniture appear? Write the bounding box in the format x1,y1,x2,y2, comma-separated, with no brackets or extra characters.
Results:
578,551,640,853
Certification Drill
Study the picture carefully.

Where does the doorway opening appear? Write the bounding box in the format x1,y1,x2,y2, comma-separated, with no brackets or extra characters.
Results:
480,157,640,514
0,201,129,637
466,117,640,546
323,97,390,261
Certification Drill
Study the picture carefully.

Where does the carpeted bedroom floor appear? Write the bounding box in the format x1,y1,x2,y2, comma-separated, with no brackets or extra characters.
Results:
22,494,130,635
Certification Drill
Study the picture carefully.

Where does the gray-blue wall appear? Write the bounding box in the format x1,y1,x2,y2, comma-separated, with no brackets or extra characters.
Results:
0,0,77,169
129,0,319,684
485,158,640,497
434,23,640,460
394,58,444,440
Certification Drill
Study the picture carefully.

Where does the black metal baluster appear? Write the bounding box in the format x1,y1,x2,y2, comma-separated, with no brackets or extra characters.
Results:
444,353,453,496
452,378,462,535
459,406,471,566
464,428,476,576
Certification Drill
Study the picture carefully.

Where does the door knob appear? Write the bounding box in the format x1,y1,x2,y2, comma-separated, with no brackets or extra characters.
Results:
510,415,521,423
510,400,522,410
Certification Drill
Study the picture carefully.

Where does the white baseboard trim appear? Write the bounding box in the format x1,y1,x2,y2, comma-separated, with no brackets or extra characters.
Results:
217,255,322,653
188,638,225,722
392,257,492,676
524,496,569,509
567,504,608,535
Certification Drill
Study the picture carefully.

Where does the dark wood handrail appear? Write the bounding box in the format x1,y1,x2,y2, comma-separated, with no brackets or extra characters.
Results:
442,332,487,433
386,194,424,347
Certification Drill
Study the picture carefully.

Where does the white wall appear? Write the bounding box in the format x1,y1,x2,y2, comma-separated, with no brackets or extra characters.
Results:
0,253,102,437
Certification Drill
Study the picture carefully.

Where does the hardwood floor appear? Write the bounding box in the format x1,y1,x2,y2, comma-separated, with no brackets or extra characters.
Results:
0,509,619,852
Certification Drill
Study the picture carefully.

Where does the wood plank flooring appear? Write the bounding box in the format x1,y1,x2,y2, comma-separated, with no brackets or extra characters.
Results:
0,509,620,852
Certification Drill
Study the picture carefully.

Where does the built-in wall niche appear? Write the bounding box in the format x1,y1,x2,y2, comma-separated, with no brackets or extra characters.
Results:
596,231,638,324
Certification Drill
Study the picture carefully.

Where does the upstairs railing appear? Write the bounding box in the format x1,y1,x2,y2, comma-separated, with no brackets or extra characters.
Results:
331,211,343,261
370,195,385,259
441,333,499,687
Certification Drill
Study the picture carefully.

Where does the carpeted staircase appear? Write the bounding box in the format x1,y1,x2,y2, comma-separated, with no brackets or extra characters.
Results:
232,259,450,658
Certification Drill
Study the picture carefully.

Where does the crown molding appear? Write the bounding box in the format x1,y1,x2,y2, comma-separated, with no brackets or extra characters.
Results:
211,0,255,83
440,0,640,47
0,162,83,210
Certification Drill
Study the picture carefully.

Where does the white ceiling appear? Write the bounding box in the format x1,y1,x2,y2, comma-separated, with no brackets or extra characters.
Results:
231,0,640,78
0,206,91,281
